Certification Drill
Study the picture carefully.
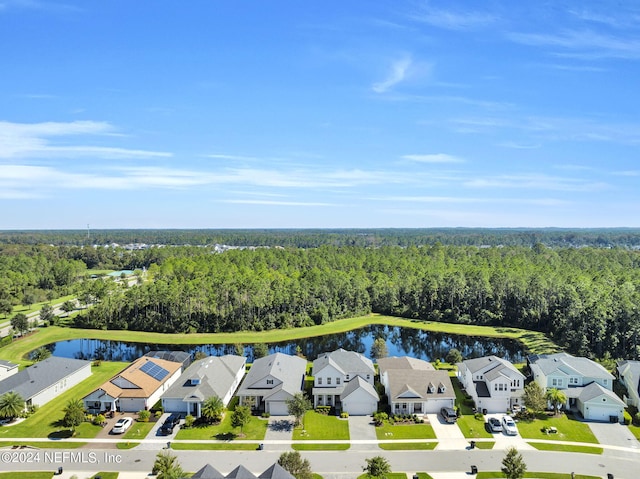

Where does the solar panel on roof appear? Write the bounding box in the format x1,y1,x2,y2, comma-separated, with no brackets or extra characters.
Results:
140,361,169,381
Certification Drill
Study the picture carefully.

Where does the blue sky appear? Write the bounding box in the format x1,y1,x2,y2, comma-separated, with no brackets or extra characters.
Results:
1,0,639,229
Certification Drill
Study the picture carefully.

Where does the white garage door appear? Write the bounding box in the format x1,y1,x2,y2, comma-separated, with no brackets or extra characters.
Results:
267,401,289,416
424,399,454,414
343,399,376,416
162,399,188,414
586,406,617,422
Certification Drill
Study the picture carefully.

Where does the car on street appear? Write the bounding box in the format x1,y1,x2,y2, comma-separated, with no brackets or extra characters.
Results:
159,413,181,435
501,415,518,435
488,417,502,432
111,417,133,434
440,407,458,423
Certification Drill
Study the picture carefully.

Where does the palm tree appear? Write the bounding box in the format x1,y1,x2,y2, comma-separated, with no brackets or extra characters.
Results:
153,451,184,479
201,396,224,424
545,388,567,416
0,391,25,420
63,398,86,432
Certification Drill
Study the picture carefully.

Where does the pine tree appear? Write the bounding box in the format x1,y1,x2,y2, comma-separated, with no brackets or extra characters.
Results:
501,447,527,479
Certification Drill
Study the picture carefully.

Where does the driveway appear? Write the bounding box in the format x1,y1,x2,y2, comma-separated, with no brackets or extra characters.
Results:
427,413,469,450
347,415,377,451
263,415,294,450
588,421,640,449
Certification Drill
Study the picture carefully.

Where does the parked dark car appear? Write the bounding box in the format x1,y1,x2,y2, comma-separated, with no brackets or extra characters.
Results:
440,407,457,423
159,413,181,435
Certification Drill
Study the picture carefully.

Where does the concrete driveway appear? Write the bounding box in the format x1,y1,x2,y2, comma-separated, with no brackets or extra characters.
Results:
347,415,377,451
588,421,640,449
427,413,469,450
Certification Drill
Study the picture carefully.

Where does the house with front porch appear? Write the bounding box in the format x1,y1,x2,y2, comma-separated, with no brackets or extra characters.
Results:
457,355,525,413
311,348,378,415
161,354,246,417
378,356,454,415
529,352,620,421
83,355,182,414
236,352,307,416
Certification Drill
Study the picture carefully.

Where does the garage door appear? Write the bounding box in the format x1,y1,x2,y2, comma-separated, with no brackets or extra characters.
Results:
425,399,454,414
162,399,188,414
267,401,289,416
344,399,376,416
586,406,617,422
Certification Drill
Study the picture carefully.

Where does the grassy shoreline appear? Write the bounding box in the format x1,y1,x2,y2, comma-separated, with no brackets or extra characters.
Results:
0,314,560,362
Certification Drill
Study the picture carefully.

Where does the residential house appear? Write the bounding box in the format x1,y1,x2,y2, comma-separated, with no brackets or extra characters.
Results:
83,356,182,414
312,348,378,415
236,352,306,416
145,350,192,369
457,355,525,413
161,355,246,417
529,352,622,422
185,463,294,479
617,360,640,408
378,356,454,415
0,357,91,409
0,359,18,381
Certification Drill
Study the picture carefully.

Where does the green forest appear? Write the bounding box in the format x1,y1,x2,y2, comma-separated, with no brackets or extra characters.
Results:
1,232,639,361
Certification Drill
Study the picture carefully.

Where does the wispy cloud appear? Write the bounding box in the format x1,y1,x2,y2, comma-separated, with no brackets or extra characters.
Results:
372,56,412,93
402,153,464,164
410,4,497,31
463,174,608,192
222,199,333,207
0,120,171,159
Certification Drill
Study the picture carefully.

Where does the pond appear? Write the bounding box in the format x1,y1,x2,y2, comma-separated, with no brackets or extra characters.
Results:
39,325,526,363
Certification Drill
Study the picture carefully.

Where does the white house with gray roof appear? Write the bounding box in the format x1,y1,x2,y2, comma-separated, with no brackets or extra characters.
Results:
236,352,307,416
457,356,525,413
0,359,18,382
378,356,454,415
0,357,91,409
312,348,378,415
529,352,620,421
161,355,246,417
617,360,640,408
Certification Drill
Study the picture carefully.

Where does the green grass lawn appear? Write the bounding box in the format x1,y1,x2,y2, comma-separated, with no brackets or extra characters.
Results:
0,440,85,448
90,473,119,479
456,415,493,438
171,442,260,450
516,413,599,443
116,441,139,449
0,314,560,364
528,442,603,454
357,474,406,479
451,376,476,415
379,442,437,450
628,423,640,440
474,441,495,449
415,474,435,479
292,443,349,451
0,473,56,479
174,413,267,441
292,411,349,440
374,421,436,440
0,361,127,440
122,420,155,440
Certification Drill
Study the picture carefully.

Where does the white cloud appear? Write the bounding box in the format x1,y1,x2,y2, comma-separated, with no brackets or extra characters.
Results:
0,120,171,159
222,199,333,207
402,153,464,163
410,5,497,31
372,56,412,93
464,174,608,192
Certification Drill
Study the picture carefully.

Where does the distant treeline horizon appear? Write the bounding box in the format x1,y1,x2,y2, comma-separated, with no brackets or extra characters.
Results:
1,227,640,248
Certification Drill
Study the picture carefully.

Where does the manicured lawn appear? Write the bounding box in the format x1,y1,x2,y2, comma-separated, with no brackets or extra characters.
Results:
116,441,139,449
0,440,84,449
171,442,260,450
474,441,495,449
451,377,476,416
456,415,493,438
516,413,599,443
292,443,349,451
122,420,155,440
90,474,119,479
374,422,436,440
379,442,437,450
528,442,603,454
0,361,127,439
416,474,435,479
293,411,349,440
476,473,600,479
0,315,560,365
175,414,267,441
628,423,640,440
358,474,406,479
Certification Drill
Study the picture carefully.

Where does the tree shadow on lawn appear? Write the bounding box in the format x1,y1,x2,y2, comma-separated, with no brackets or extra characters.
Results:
214,432,238,441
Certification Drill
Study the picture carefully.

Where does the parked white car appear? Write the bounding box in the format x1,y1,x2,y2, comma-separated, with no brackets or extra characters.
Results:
111,417,133,434
501,415,518,436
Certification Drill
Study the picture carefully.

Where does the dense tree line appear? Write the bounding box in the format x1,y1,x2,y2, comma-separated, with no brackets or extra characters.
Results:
1,228,640,248
74,244,640,360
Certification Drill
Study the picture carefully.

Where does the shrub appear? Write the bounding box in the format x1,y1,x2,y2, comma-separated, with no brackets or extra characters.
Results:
340,412,349,419
92,359,102,367
184,414,195,428
633,412,640,427
155,410,163,419
85,414,94,423
315,406,331,415
138,410,151,422
623,409,632,426
474,412,484,421
373,412,388,426
93,414,106,426
261,412,270,418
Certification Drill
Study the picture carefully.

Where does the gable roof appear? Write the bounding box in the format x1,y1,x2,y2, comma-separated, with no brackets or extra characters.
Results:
617,360,640,399
145,350,192,368
183,463,295,479
86,356,182,400
460,356,524,379
578,382,626,406
258,463,296,479
161,355,246,402
341,375,379,401
190,464,226,479
386,369,454,401
237,352,306,397
227,465,256,479
312,349,375,377
0,357,90,401
530,353,613,380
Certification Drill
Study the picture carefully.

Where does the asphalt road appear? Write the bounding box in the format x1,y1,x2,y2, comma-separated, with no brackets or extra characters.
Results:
0,447,637,478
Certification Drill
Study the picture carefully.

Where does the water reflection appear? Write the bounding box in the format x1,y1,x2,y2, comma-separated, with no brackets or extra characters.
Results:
43,325,525,363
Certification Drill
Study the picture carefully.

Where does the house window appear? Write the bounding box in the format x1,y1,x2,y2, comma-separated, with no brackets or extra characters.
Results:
327,377,332,385
318,377,322,385
570,377,579,385
267,379,274,385
346,375,350,380
336,377,341,385
552,378,562,387
367,374,370,380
